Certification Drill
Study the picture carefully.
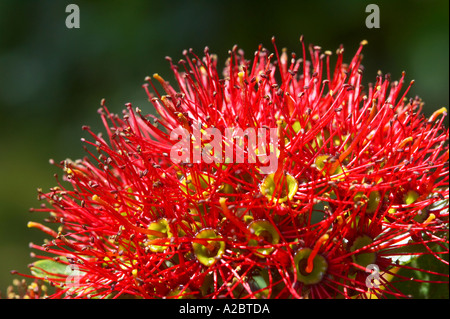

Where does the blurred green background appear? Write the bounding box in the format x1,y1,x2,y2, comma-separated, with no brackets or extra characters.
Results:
0,0,448,296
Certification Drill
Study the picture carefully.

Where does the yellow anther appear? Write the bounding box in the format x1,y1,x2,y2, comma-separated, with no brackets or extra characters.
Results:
423,213,436,226
398,137,413,149
429,107,447,122
153,73,165,84
238,71,245,86
92,195,109,207
27,221,39,229
29,282,38,290
199,66,208,76
177,112,190,130
27,221,58,237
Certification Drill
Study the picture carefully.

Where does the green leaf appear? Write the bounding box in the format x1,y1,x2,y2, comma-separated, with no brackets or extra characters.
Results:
389,245,449,299
30,259,70,280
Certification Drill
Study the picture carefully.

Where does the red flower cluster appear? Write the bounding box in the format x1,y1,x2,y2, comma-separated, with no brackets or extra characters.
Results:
20,37,448,299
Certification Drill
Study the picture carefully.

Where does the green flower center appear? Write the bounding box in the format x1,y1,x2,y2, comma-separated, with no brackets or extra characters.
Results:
192,229,226,266
260,172,298,203
403,190,419,205
315,154,344,177
293,248,328,285
248,220,280,258
147,218,173,252
180,172,216,198
353,190,381,213
350,235,376,268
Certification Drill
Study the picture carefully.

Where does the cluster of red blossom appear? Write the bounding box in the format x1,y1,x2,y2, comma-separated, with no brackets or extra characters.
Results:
16,37,448,299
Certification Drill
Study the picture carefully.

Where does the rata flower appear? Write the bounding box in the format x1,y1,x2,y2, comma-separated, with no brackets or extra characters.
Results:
13,36,448,299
